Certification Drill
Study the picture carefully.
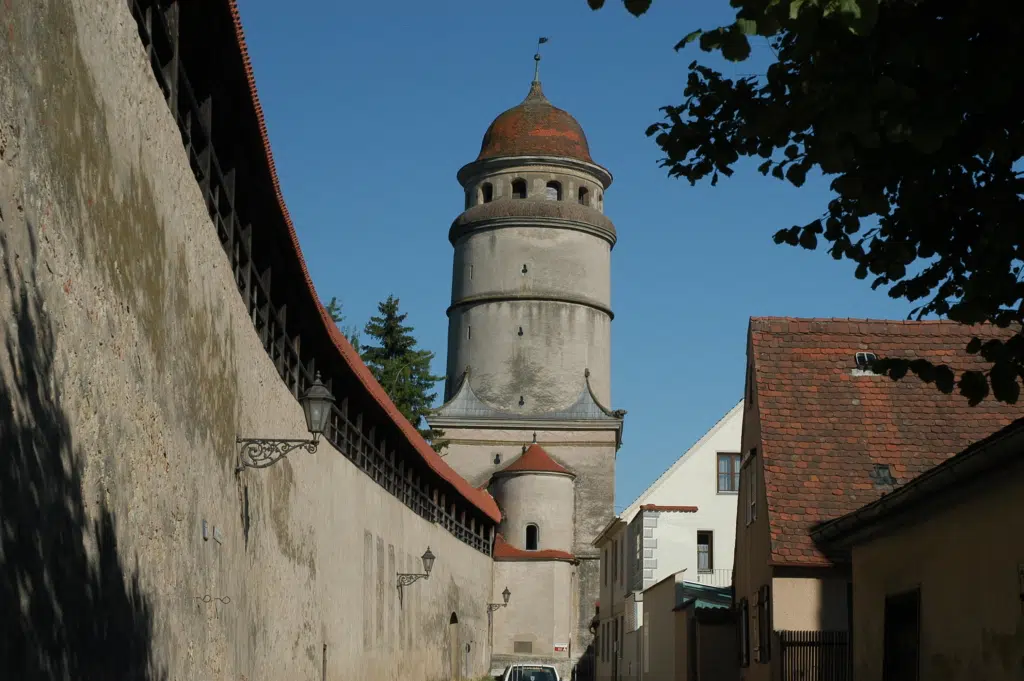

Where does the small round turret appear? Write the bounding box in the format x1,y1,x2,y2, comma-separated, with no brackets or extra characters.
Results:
490,442,575,553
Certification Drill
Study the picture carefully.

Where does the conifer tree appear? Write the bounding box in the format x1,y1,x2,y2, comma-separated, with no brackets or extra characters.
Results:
322,296,360,352
359,295,447,451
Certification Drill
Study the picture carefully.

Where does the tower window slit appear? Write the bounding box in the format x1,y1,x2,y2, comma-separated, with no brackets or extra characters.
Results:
480,182,493,204
545,181,562,201
511,179,527,199
525,524,539,551
578,186,590,205
467,325,471,340
518,326,524,337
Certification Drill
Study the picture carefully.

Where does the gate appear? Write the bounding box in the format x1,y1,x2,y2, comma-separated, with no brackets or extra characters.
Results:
778,630,851,681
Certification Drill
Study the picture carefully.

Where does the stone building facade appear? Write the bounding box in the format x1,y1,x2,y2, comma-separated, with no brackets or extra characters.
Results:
428,74,625,677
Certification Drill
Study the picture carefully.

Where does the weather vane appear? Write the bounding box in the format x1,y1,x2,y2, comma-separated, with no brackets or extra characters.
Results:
534,37,549,83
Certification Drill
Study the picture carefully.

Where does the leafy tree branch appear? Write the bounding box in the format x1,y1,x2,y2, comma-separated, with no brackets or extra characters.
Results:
590,0,1024,404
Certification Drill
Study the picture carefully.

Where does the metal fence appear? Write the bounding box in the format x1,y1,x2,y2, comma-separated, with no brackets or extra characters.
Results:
778,630,851,681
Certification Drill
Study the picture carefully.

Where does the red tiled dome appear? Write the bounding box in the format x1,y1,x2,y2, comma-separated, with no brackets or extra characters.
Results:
477,81,593,163
495,443,574,477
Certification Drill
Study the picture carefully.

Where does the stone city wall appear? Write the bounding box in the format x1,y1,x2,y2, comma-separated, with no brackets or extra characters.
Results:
0,0,494,679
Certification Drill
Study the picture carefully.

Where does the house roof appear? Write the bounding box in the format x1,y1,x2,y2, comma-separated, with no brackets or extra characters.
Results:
639,505,699,513
592,517,626,548
493,443,574,477
492,534,576,562
749,317,1020,566
812,417,1024,549
224,0,500,523
620,400,743,522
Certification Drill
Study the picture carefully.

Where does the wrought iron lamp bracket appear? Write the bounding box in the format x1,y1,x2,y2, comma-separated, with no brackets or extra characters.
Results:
396,572,429,589
236,437,318,473
487,602,506,613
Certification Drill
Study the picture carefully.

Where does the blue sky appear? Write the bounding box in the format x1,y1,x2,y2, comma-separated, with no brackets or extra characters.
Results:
237,0,911,511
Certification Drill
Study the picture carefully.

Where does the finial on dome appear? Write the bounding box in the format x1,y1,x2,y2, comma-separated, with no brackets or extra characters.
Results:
533,37,549,85
532,432,537,444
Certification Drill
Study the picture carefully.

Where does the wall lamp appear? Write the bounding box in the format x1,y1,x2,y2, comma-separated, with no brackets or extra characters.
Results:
236,372,336,473
397,547,436,592
488,587,512,613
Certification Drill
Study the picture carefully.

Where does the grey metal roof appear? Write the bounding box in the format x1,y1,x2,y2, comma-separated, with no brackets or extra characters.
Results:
430,368,625,422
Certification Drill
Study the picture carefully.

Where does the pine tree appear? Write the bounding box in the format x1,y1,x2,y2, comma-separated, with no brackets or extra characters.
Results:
360,295,447,451
322,296,360,352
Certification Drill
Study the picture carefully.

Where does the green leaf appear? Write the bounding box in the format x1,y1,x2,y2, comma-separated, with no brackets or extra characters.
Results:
676,30,703,50
587,0,605,8
784,144,800,160
720,28,752,61
798,226,818,249
736,18,758,35
786,163,807,187
624,0,652,16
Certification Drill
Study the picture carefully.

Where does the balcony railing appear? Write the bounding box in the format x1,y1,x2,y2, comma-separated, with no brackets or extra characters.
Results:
694,568,732,587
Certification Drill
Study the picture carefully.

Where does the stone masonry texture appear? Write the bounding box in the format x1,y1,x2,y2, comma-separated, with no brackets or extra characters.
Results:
0,1,493,679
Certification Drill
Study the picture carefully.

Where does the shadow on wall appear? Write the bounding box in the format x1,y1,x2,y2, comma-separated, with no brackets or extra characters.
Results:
570,642,596,681
0,228,166,681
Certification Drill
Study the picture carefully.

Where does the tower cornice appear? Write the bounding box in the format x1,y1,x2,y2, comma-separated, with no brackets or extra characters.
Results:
446,291,614,320
458,154,613,189
450,201,617,247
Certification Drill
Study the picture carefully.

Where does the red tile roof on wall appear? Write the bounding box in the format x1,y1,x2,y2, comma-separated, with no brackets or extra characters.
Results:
494,443,574,477
639,505,699,513
492,534,576,562
749,317,1020,566
477,81,594,164
224,1,500,523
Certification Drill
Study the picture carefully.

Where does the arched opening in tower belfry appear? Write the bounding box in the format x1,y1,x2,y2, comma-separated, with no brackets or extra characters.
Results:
525,523,539,550
578,186,590,205
545,181,562,201
511,179,527,199
480,182,493,204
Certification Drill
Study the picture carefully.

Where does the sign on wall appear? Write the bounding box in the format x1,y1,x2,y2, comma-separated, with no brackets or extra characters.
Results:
554,644,568,653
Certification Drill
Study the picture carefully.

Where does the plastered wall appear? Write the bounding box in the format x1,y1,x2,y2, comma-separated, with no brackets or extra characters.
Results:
0,1,492,679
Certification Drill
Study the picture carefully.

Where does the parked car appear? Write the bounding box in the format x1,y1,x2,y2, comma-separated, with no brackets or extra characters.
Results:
495,663,560,681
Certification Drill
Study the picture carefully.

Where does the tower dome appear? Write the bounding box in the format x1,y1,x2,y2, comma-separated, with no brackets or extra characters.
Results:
476,81,593,164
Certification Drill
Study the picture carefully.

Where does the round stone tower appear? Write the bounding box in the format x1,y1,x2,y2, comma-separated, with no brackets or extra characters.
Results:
430,67,624,676
444,76,617,415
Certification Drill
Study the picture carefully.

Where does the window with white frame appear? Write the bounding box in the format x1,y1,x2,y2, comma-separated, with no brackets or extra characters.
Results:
697,530,713,572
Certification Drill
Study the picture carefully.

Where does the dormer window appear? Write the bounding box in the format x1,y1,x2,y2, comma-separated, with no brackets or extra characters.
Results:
525,524,539,550
512,179,527,199
545,181,562,201
855,352,877,372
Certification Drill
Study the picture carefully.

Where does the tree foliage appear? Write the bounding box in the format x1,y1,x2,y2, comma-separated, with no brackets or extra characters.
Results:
360,295,447,451
323,296,361,352
590,0,1024,404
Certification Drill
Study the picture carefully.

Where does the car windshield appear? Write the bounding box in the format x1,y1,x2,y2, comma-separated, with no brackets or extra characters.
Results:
507,666,557,681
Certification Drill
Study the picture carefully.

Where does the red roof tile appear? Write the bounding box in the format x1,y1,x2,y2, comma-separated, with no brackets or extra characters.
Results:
749,317,1021,566
224,1,499,523
477,81,594,164
492,534,576,562
495,443,574,477
639,505,698,513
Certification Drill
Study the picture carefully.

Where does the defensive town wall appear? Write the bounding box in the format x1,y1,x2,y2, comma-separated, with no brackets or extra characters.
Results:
0,1,501,679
